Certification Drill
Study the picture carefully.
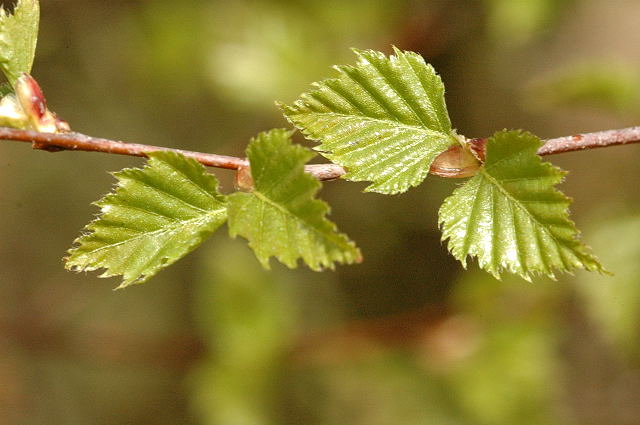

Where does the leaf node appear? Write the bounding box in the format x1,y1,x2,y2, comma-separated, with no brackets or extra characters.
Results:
228,129,361,270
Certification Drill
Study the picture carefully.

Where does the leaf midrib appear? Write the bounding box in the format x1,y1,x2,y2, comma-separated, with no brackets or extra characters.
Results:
479,168,578,261
251,190,353,255
72,209,226,258
356,54,432,129
156,157,222,204
296,110,452,139
122,177,210,215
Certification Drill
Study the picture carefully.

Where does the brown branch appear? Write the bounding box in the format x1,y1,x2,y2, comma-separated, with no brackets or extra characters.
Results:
0,127,248,169
1,126,639,180
538,126,640,155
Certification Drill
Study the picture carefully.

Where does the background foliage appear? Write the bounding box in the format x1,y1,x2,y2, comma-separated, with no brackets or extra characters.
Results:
1,0,639,424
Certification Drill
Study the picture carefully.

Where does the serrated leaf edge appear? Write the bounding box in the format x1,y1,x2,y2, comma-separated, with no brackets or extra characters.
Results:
278,48,456,195
228,129,361,270
439,130,606,281
65,151,228,289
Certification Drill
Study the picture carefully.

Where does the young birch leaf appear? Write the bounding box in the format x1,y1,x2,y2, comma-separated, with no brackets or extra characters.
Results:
227,129,361,270
0,0,39,86
280,47,457,195
439,130,605,281
66,151,227,289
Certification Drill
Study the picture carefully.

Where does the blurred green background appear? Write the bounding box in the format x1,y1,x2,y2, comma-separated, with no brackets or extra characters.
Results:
1,0,639,423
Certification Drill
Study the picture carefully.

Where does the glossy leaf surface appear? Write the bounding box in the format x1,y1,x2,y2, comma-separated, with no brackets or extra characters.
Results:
439,130,604,280
227,129,361,270
66,151,228,288
281,48,456,194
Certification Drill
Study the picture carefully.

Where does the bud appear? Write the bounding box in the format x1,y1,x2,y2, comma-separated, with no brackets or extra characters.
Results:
14,73,70,133
234,163,254,192
467,138,487,162
429,145,481,178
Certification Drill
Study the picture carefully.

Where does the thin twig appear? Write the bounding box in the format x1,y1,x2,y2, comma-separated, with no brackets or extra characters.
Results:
1,126,638,180
0,127,248,169
538,126,640,155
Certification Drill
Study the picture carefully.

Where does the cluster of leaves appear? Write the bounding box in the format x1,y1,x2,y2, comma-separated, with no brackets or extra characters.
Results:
1,0,604,288
66,132,362,289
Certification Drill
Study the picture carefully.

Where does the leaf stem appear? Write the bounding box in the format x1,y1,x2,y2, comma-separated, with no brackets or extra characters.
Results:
0,125,638,180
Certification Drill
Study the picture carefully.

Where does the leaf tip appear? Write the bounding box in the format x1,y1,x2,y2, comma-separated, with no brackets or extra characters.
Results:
349,46,365,56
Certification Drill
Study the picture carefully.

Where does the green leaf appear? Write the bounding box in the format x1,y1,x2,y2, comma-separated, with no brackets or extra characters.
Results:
0,0,39,86
227,129,361,270
438,130,604,281
280,47,456,194
66,151,228,289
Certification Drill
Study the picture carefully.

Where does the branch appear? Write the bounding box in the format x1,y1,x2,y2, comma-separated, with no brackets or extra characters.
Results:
1,126,638,180
467,126,640,162
539,126,640,155
0,127,248,169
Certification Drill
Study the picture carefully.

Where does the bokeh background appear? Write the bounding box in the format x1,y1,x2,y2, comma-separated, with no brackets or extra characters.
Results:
1,0,640,423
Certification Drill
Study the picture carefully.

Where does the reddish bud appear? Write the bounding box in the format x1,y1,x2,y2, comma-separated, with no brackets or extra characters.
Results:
15,73,70,133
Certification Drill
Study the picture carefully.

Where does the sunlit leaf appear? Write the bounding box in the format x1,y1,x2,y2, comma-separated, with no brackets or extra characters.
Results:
439,130,604,280
66,151,227,289
0,0,39,86
227,129,361,270
281,48,456,194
